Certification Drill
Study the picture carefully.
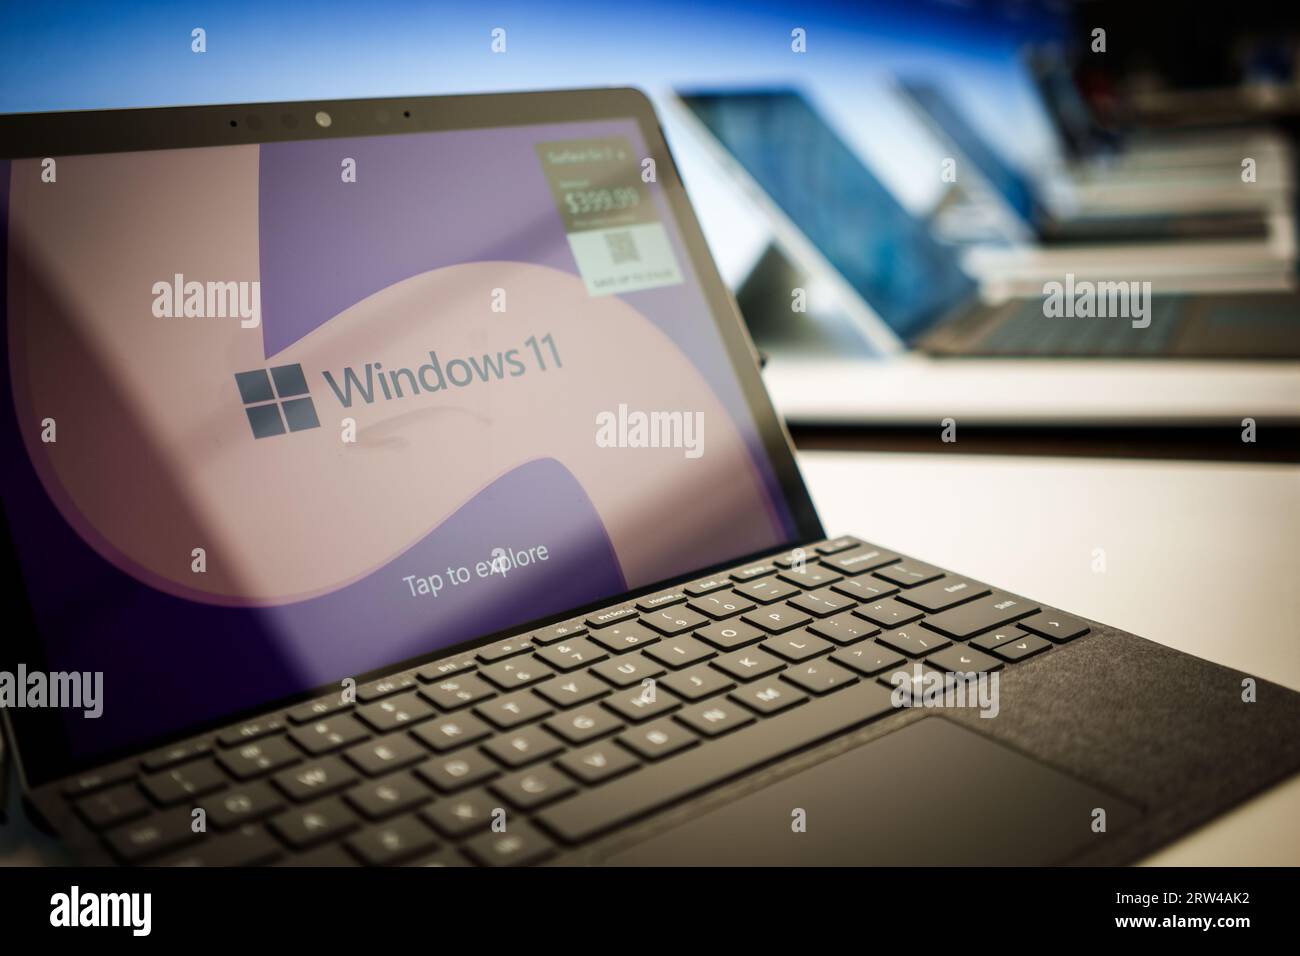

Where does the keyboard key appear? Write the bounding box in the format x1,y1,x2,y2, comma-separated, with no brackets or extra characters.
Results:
821,546,900,575
730,562,778,582
675,700,756,737
141,740,213,772
688,591,756,619
988,633,1052,662
476,637,535,663
413,712,494,751
807,611,881,645
217,736,301,780
970,628,1031,653
921,592,1039,639
76,784,148,830
637,590,687,612
830,576,899,602
269,797,359,850
683,576,731,597
1017,610,1090,643
274,756,359,802
694,620,764,650
208,782,285,829
357,673,418,702
418,674,496,710
876,626,951,658
782,659,857,695
660,665,735,701
894,576,990,612
478,658,554,691
557,742,640,785
830,640,905,676
531,618,589,645
874,561,944,588
346,771,431,820
105,808,205,862
741,604,812,634
591,652,665,688
777,566,843,590
537,681,897,843
61,768,135,798
473,691,553,730
761,631,834,663
287,695,351,724
545,706,624,745
347,815,438,866
421,787,499,838
588,621,659,654
585,605,639,628
643,635,716,669
603,685,681,723
534,672,610,708
162,824,282,867
289,714,369,755
641,606,709,636
618,719,698,760
854,598,925,629
464,821,555,866
729,680,807,715
141,759,226,806
416,656,476,681
491,766,577,811
925,645,1003,674
410,847,470,867
773,548,814,568
534,638,608,671
356,691,435,732
733,577,800,604
815,536,861,555
416,749,500,793
217,718,286,747
483,727,565,768
345,733,427,776
877,664,946,703
711,647,785,682
277,844,359,867
789,586,856,618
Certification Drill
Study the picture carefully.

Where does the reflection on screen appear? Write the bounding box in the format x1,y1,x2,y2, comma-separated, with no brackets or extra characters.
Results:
680,89,975,340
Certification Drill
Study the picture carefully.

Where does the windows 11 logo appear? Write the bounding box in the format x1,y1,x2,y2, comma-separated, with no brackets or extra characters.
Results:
233,364,321,439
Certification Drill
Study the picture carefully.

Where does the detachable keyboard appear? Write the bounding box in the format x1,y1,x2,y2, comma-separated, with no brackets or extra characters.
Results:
971,295,1187,356
59,536,1091,866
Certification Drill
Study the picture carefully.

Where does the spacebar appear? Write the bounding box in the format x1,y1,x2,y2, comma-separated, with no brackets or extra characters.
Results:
536,680,898,844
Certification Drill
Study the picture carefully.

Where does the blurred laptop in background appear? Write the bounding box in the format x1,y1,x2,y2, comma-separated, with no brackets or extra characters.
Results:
894,80,1283,246
670,88,1300,426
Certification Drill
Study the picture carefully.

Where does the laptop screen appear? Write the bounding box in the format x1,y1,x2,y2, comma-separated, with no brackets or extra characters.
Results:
0,112,802,768
899,82,1043,227
678,89,976,341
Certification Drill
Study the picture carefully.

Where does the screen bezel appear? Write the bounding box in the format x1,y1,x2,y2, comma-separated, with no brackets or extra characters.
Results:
0,88,824,789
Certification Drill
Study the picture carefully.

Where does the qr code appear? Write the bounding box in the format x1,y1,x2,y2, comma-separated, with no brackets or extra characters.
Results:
604,230,640,264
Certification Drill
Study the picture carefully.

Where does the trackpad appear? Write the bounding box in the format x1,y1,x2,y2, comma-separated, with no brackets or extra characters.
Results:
603,717,1142,865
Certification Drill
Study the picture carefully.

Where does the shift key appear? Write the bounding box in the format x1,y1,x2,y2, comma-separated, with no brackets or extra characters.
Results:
920,591,1038,639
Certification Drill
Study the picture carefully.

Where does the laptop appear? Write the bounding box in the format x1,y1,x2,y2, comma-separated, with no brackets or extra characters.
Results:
2,90,1298,867
675,88,1300,361
894,80,1274,245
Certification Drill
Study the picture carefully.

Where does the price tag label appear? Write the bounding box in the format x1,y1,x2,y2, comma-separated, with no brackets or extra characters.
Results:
536,137,683,297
